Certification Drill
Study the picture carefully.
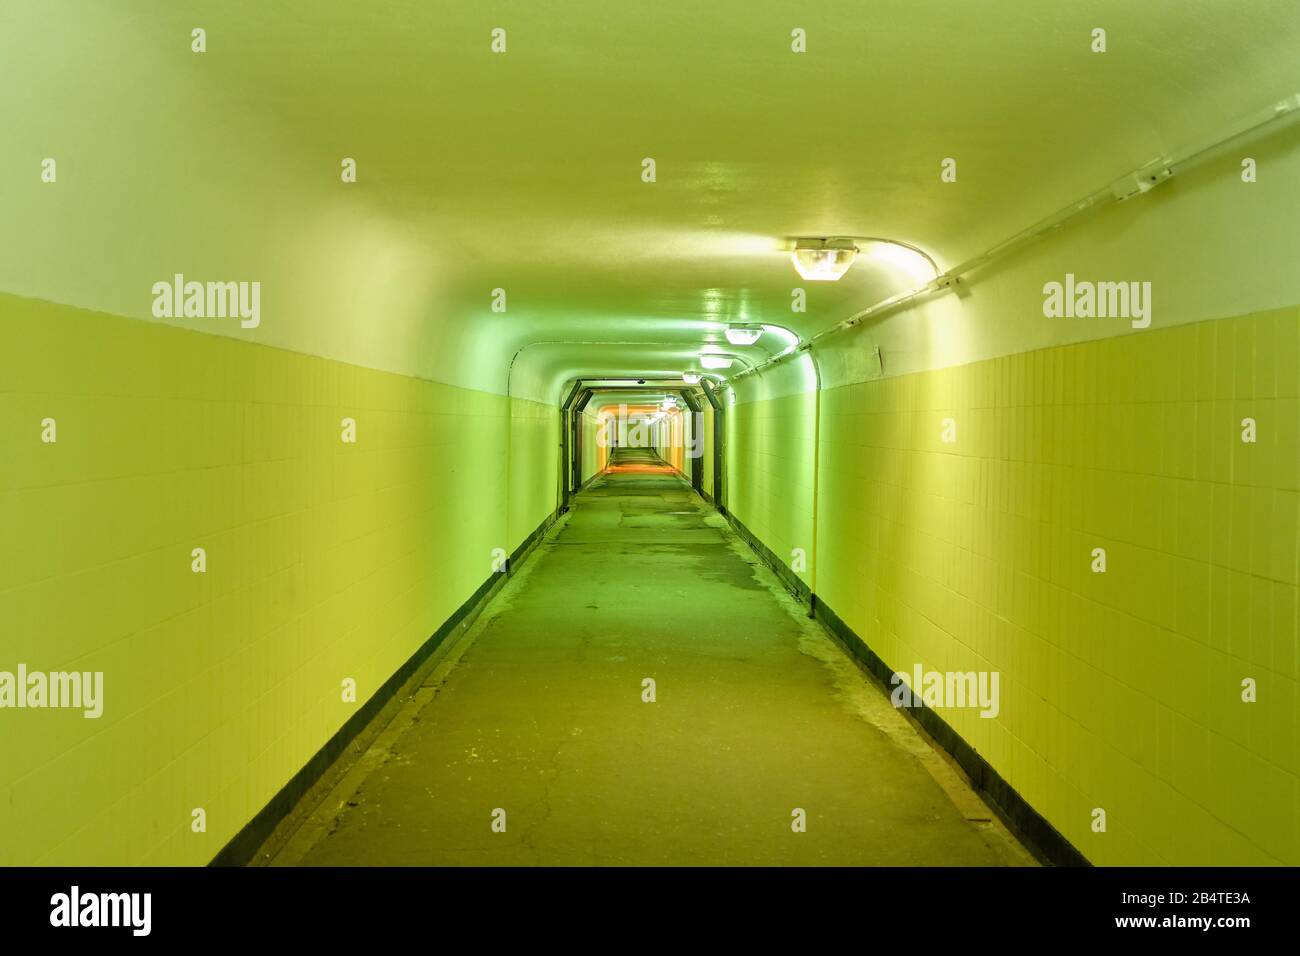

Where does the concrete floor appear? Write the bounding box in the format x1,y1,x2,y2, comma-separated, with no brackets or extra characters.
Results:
271,449,1035,866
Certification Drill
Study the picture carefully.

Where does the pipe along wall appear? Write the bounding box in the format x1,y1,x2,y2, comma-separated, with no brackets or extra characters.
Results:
2,28,1298,869
723,137,1300,866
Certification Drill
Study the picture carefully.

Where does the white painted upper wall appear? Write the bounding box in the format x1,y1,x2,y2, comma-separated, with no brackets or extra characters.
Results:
4,1,1300,404
737,120,1300,402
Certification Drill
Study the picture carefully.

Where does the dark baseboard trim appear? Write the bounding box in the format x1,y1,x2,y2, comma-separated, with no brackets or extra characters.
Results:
721,510,1090,868
507,512,555,572
209,511,556,866
811,599,1090,867
724,511,812,603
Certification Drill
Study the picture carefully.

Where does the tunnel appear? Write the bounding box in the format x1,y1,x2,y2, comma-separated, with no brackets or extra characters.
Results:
1,0,1298,905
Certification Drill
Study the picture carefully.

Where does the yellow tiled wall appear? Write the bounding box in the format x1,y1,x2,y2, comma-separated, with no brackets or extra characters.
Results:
726,389,818,590
0,294,556,864
580,408,603,483
510,399,559,544
658,411,686,474
734,307,1299,864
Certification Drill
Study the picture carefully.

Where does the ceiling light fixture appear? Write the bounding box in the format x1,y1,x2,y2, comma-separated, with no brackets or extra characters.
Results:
791,237,859,281
682,372,701,385
700,355,734,370
724,325,763,346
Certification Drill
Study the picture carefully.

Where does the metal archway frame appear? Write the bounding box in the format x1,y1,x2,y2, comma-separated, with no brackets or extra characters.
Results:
560,382,591,512
677,389,704,494
698,379,725,514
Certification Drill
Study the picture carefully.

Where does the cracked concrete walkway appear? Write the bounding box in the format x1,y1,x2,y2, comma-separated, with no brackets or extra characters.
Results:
274,455,1034,866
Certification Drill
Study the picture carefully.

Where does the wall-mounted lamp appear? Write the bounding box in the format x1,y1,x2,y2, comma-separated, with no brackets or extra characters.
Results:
724,325,763,346
791,238,859,281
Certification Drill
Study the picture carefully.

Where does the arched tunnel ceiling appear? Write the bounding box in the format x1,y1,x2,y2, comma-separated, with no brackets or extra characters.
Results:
585,393,683,415
513,340,780,402
5,1,1300,401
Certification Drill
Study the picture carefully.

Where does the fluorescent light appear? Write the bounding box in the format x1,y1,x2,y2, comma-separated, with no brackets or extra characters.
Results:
792,238,858,281
682,372,701,385
724,325,763,346
700,355,733,370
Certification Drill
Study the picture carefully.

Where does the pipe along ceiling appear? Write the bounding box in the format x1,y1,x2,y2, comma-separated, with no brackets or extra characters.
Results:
5,0,1300,874
8,1,1300,400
